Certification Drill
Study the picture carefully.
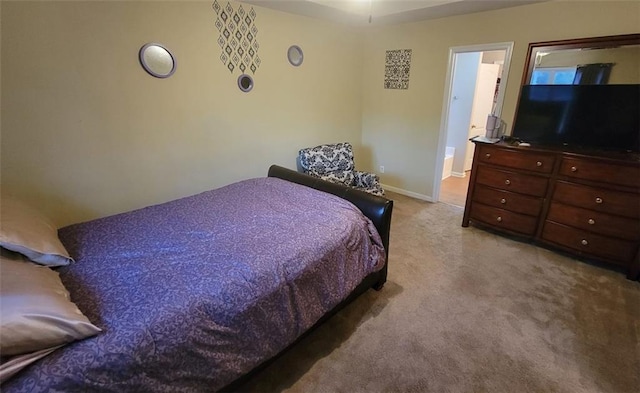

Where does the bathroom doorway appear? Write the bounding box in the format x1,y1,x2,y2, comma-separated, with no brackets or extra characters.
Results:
435,42,513,206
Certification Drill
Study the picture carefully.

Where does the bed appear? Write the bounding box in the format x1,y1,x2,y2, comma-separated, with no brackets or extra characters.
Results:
1,165,393,392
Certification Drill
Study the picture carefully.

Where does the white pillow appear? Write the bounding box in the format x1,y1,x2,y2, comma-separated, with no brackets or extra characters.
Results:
0,251,101,358
0,196,73,266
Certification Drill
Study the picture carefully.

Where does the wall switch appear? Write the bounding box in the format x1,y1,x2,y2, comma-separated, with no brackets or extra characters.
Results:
379,166,385,173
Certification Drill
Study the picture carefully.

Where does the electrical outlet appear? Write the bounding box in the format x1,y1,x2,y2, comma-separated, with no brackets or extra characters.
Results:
379,166,385,173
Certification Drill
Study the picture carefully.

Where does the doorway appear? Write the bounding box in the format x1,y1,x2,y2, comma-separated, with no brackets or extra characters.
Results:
434,42,514,206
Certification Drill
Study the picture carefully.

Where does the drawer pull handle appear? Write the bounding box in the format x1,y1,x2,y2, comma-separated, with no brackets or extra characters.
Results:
500,198,506,204
581,239,588,246
485,153,491,159
505,179,511,185
571,166,578,172
595,197,603,204
496,216,503,222
536,161,542,167
588,218,595,225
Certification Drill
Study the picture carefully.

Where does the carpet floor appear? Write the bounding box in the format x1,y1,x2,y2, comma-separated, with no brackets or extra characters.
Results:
237,192,640,393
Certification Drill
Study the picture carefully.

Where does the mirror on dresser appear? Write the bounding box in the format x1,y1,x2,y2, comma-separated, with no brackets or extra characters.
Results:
511,34,640,154
463,34,640,280
522,34,640,86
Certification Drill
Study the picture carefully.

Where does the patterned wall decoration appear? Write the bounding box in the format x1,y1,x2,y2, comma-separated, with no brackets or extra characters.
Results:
212,1,261,74
384,49,412,90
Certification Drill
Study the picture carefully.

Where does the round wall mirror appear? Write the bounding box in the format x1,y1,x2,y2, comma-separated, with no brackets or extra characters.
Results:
287,45,304,67
237,74,254,92
139,43,176,78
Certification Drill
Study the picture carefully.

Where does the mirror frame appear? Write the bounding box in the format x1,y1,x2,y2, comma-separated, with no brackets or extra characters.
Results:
520,33,640,86
139,43,177,79
513,33,640,135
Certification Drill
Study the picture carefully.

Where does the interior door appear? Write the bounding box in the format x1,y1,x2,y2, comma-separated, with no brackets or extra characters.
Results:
465,63,500,171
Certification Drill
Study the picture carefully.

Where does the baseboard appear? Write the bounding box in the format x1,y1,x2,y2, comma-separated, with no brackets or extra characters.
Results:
451,171,467,178
381,184,434,202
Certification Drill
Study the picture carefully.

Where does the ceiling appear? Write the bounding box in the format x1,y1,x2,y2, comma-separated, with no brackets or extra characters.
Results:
242,0,548,26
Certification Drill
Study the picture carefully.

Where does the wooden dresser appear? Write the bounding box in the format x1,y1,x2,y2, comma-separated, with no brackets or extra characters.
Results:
462,141,640,280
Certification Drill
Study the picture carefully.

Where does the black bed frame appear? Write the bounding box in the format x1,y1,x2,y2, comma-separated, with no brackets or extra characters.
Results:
220,165,393,392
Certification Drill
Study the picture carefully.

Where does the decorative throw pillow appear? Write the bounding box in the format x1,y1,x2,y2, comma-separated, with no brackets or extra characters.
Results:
0,251,101,358
0,196,73,266
316,170,355,187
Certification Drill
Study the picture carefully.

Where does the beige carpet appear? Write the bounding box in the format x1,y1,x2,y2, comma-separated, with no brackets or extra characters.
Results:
237,192,640,393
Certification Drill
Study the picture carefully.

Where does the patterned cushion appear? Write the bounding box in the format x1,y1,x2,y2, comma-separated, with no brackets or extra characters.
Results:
354,171,385,196
299,142,355,175
312,170,355,187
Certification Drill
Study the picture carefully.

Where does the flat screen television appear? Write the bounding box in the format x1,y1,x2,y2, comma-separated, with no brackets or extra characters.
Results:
512,84,640,153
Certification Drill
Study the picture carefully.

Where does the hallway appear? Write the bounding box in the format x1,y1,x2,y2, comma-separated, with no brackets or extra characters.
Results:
440,174,470,207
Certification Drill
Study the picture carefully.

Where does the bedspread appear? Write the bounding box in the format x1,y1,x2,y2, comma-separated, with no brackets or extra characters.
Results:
3,177,385,392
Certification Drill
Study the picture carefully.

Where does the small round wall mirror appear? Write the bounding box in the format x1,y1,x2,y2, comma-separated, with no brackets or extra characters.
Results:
237,74,254,92
287,45,304,67
139,43,176,78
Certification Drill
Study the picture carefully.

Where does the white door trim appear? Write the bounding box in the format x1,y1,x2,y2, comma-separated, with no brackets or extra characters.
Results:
433,41,514,203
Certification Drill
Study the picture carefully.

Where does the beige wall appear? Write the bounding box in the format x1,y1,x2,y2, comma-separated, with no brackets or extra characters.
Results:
2,1,639,226
1,1,363,226
361,0,640,199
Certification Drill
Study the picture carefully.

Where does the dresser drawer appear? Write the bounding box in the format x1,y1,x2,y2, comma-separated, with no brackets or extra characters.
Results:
553,181,640,219
470,203,538,236
546,202,640,241
477,145,555,174
476,166,549,197
542,221,637,264
473,185,543,216
560,157,640,189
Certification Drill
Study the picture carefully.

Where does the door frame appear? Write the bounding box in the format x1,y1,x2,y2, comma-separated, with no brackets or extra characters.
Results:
432,42,514,203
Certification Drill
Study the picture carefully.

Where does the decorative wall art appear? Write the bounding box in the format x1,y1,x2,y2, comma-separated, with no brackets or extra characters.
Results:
139,43,177,78
384,49,412,90
287,45,304,67
237,74,254,92
212,1,261,75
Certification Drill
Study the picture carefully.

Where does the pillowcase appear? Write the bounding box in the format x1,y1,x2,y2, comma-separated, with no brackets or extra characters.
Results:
0,251,101,358
0,196,73,266
0,345,62,384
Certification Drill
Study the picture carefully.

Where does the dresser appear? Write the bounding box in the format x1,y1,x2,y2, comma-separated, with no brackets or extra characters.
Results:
462,141,640,280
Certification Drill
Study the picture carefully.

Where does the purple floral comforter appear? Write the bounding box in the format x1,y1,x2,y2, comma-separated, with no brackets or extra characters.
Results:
3,177,385,392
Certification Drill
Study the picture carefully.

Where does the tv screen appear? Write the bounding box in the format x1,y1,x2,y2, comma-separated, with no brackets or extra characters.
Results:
512,84,640,153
